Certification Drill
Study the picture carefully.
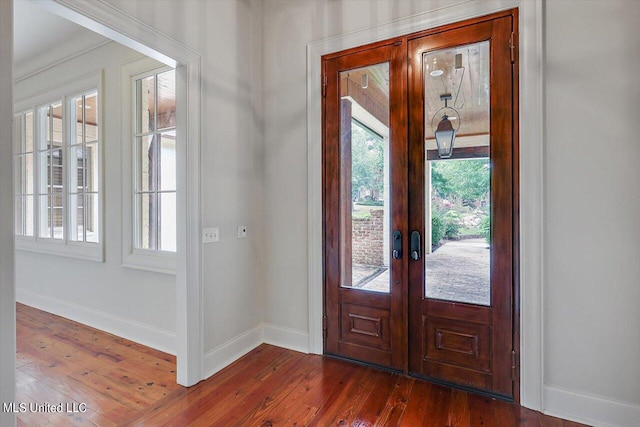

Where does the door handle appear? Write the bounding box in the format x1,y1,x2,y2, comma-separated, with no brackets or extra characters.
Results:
392,230,402,259
411,230,421,261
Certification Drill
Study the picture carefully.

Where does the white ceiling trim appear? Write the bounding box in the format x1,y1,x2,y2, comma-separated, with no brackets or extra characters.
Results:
14,39,112,84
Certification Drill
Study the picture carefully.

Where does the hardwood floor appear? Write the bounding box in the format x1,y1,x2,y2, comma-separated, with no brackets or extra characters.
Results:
16,303,180,426
15,304,587,426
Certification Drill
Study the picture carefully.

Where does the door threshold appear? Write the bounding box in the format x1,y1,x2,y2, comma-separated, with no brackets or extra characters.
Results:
408,371,514,402
325,353,514,402
324,353,403,376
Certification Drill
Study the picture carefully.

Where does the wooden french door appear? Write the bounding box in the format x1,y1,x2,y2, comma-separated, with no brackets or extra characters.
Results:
323,41,408,370
407,15,517,398
323,10,518,398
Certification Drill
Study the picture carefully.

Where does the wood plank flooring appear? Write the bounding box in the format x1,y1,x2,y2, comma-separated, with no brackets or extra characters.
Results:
15,304,588,426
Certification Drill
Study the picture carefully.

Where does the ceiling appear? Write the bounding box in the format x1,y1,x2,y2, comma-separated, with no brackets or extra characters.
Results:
13,1,108,76
424,40,490,139
339,41,491,155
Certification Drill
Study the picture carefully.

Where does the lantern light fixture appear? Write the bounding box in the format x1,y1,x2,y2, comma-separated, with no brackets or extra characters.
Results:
431,94,460,159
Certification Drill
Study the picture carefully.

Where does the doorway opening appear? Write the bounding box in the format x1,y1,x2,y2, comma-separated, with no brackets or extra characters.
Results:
11,0,203,395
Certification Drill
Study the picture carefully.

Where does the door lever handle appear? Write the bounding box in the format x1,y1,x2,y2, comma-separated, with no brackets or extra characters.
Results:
392,230,402,259
411,230,421,261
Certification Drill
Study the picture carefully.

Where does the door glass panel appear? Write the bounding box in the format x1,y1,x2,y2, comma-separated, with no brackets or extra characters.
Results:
339,63,390,293
423,41,491,305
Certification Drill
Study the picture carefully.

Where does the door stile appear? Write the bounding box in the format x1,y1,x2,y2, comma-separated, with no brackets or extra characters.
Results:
510,8,521,403
489,15,515,395
323,57,340,356
407,25,426,380
389,39,409,372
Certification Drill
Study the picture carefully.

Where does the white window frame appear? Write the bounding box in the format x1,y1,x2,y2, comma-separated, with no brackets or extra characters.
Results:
121,57,176,274
14,72,104,262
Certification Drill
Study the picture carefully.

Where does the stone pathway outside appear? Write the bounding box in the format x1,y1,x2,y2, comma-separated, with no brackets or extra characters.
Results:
351,238,490,305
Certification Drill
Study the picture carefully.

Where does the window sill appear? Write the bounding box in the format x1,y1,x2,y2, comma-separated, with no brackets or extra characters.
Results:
122,250,176,275
15,237,104,262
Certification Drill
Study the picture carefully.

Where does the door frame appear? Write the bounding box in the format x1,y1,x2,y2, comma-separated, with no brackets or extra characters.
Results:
308,0,543,408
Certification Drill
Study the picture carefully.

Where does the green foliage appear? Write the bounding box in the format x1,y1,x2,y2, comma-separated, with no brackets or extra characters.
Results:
431,211,444,247
480,214,491,243
443,210,461,239
351,120,384,201
431,159,490,204
431,166,451,198
357,197,383,206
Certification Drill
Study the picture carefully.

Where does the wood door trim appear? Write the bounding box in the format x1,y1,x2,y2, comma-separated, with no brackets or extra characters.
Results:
321,38,404,61
406,8,517,42
510,8,521,403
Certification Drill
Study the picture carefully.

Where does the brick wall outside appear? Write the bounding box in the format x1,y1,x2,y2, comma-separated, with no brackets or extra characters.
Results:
352,209,384,266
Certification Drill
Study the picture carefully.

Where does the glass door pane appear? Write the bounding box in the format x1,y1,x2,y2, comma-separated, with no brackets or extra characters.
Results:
339,63,390,293
423,41,491,305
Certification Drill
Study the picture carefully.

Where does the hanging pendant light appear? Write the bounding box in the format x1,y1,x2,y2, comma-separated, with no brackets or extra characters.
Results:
432,94,460,159
435,114,455,158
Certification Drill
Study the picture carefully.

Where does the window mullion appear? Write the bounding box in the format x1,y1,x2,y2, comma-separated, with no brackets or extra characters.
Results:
17,115,24,235
154,75,160,251
51,109,54,239
33,108,40,239
61,99,67,243
48,110,53,239
82,95,88,243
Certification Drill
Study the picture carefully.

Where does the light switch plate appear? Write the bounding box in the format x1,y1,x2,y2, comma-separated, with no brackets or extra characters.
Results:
237,226,247,239
203,227,219,243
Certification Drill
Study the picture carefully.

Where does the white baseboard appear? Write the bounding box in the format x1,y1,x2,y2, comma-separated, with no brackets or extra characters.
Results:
263,323,309,354
17,289,176,355
202,323,309,380
203,325,263,379
544,385,640,427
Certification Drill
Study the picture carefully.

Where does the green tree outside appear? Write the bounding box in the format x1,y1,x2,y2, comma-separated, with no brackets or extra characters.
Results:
431,159,490,205
351,120,384,202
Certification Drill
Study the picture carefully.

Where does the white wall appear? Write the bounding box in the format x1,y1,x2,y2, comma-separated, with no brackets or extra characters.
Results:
1,1,16,425
13,42,178,354
543,0,640,424
101,0,266,364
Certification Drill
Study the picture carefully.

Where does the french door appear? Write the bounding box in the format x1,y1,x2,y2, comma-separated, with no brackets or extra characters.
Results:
407,15,516,398
323,10,518,399
323,42,408,370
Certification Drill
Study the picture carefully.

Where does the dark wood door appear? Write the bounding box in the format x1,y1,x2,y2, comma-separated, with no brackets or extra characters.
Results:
323,10,518,399
323,41,408,370
407,16,517,398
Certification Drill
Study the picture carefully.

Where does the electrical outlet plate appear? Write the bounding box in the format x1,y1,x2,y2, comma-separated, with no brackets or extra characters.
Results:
237,226,247,239
203,227,219,243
